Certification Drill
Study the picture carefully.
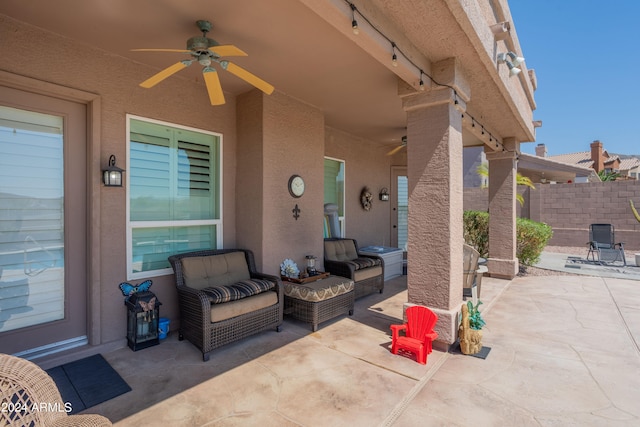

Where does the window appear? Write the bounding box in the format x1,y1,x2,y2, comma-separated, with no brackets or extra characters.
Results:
0,105,65,332
127,116,222,279
323,157,345,237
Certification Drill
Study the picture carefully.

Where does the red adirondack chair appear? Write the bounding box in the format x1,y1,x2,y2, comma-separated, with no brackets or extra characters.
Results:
390,306,438,364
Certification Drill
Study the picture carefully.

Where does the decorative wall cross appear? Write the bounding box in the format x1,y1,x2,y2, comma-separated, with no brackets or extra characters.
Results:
292,204,301,220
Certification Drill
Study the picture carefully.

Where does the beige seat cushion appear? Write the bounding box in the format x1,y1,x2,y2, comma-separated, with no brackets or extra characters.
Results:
324,239,358,262
210,291,278,322
354,265,382,282
181,252,251,290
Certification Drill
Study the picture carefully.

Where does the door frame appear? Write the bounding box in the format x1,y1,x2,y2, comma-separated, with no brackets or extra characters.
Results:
390,166,407,249
0,70,103,349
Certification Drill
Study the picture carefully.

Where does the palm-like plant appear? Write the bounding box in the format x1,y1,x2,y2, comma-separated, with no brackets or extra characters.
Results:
476,162,535,206
598,170,620,181
631,199,640,222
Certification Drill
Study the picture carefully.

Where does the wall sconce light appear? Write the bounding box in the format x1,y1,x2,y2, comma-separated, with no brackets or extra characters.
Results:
497,52,525,77
379,187,390,201
533,120,543,128
103,155,125,187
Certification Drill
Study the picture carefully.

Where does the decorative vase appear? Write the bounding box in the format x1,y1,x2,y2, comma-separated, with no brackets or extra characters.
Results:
459,328,483,355
459,303,483,355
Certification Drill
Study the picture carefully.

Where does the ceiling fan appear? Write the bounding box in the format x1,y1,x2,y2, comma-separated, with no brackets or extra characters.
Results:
386,135,407,156
133,20,274,105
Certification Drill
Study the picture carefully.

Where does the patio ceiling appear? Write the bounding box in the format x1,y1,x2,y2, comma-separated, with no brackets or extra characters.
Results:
0,0,533,149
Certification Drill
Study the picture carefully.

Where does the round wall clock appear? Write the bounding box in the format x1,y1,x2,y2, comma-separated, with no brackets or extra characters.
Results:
288,174,305,198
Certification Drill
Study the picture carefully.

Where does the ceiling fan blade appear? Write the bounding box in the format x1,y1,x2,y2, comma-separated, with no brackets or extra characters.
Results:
386,144,406,156
209,45,248,57
132,49,192,53
221,61,274,94
203,67,225,105
140,60,192,88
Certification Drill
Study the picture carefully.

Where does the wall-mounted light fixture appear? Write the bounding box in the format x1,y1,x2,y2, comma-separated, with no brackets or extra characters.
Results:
497,52,525,77
490,21,511,40
379,187,390,201
103,155,125,187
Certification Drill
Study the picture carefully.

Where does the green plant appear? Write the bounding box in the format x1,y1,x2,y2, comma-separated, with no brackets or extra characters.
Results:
516,218,553,266
466,300,485,330
631,199,640,223
476,162,536,206
463,210,553,266
598,170,620,181
463,210,489,257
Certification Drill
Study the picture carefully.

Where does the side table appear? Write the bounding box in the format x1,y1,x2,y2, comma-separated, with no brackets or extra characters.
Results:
283,275,355,332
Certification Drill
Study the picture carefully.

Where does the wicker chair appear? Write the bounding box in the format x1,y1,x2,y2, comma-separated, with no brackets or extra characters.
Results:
323,238,384,299
0,353,112,426
168,249,283,361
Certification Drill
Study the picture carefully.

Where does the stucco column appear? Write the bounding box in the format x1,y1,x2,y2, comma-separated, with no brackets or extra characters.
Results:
485,139,518,278
400,60,468,347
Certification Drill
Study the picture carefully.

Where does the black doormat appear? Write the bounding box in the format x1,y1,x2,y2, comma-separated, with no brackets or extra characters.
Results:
449,341,491,359
46,354,131,414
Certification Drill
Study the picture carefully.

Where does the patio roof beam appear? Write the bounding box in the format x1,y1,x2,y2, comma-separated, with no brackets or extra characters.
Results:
299,0,432,92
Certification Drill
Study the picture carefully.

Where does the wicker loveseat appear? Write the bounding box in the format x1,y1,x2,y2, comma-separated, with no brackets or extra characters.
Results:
168,249,283,361
323,238,384,299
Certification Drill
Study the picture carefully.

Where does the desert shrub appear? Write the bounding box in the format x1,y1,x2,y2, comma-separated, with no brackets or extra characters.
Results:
463,210,489,257
463,210,553,266
516,218,553,266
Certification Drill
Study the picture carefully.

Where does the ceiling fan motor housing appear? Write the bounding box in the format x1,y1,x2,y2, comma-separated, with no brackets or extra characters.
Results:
187,20,219,55
187,36,220,53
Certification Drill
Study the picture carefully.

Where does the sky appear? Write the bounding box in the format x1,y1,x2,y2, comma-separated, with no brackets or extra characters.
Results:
508,2,640,157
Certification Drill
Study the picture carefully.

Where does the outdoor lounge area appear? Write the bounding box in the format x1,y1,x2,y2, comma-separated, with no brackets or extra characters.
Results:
2,2,640,425
40,269,639,426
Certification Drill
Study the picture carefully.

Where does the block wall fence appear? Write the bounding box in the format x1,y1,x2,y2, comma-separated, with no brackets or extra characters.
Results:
464,180,640,250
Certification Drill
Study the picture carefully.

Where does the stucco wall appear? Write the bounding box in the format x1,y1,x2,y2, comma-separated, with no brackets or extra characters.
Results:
237,91,325,275
0,16,238,346
324,127,394,250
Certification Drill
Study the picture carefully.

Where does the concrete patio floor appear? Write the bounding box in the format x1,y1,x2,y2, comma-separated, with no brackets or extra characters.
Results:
89,266,640,426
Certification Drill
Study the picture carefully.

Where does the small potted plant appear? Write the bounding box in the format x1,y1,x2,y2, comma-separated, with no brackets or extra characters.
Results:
280,258,300,279
459,300,485,355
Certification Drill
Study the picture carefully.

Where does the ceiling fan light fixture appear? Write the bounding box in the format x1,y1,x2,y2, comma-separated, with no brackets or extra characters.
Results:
198,54,212,66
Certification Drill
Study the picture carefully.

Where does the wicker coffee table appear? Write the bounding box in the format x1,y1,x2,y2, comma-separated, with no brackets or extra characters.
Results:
283,275,355,331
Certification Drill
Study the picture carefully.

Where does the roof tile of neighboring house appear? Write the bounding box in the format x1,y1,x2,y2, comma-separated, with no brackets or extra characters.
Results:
549,150,640,172
620,157,640,170
549,151,594,168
